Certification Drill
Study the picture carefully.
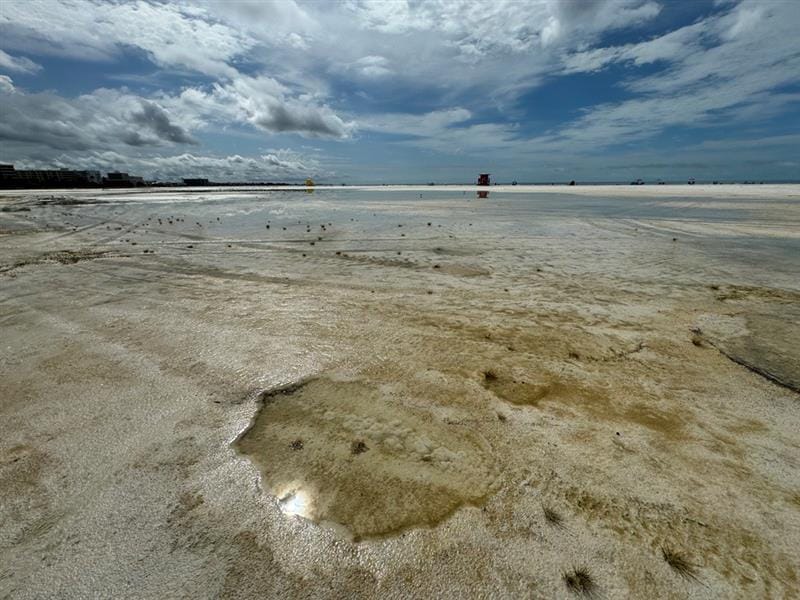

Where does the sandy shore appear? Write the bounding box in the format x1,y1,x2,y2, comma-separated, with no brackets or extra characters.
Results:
1,186,798,598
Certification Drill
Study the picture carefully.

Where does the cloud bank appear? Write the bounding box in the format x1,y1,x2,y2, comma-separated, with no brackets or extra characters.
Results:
0,0,798,181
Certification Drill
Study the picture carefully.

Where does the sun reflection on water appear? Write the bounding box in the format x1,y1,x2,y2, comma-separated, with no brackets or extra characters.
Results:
279,489,310,518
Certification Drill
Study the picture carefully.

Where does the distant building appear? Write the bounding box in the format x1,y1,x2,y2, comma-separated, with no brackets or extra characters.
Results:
103,172,145,187
477,173,490,186
0,164,103,189
82,170,102,184
183,178,210,186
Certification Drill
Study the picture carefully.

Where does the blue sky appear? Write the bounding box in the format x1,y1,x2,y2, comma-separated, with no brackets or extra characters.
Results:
0,0,798,183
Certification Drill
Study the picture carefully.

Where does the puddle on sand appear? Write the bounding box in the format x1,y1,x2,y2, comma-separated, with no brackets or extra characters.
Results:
234,377,496,540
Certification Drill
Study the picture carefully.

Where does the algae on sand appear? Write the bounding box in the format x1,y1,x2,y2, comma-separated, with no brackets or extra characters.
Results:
234,377,497,539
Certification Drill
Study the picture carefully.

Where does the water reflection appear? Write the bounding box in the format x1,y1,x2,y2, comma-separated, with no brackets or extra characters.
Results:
278,488,312,518
477,191,489,199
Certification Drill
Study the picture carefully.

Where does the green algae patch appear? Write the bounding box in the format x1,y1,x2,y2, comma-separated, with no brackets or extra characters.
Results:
235,377,496,540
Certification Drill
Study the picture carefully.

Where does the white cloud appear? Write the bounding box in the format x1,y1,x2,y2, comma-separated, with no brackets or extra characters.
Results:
357,107,523,156
561,0,799,94
0,0,797,181
360,108,472,136
0,87,197,152
0,0,254,77
625,1,799,95
346,0,661,54
0,0,667,117
174,75,354,139
689,133,800,151
201,0,317,38
10,150,323,182
534,0,800,152
286,33,309,51
0,49,41,74
723,4,763,40
562,22,704,73
349,55,392,78
397,122,522,155
0,75,15,93
133,150,321,181
0,76,350,181
351,0,800,162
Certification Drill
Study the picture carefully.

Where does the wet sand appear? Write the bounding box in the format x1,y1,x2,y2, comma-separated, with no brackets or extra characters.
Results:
1,185,799,598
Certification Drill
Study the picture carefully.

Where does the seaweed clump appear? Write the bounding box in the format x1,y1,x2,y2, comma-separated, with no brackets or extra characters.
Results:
542,505,565,529
563,567,597,597
661,546,699,581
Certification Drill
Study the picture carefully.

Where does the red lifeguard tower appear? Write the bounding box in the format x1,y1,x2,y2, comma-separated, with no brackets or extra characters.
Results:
477,173,490,186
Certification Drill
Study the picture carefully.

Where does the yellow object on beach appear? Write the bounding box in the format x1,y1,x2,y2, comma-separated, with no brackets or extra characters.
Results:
305,178,315,186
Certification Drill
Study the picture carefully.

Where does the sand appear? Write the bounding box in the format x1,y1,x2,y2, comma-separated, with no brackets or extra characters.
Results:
1,185,798,598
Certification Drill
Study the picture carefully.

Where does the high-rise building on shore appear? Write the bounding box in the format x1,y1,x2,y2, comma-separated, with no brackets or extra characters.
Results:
0,164,144,189
103,172,145,187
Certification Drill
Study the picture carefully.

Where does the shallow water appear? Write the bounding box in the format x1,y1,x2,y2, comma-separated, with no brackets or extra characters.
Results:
11,187,800,284
235,377,496,540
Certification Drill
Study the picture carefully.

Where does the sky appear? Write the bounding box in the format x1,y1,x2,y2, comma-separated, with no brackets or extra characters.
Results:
0,0,798,183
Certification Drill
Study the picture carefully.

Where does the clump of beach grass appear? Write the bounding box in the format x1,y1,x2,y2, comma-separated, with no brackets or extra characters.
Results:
563,567,597,597
661,546,699,581
542,504,565,529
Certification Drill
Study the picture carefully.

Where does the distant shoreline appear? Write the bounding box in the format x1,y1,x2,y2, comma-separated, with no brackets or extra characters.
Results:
2,183,799,200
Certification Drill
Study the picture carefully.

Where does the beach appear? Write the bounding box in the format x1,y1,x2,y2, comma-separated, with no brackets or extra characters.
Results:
1,184,799,598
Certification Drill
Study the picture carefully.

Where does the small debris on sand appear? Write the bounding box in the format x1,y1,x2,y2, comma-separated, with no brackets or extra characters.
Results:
350,440,368,455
